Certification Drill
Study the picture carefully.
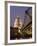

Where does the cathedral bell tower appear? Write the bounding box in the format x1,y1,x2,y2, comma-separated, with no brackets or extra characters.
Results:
14,16,23,29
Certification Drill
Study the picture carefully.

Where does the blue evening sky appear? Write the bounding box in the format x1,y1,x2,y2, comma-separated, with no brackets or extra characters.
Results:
10,6,32,27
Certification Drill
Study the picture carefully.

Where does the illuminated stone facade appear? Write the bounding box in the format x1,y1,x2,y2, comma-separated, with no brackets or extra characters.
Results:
14,16,23,29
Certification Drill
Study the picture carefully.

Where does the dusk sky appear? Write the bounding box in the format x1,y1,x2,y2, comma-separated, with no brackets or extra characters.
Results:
10,6,32,27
